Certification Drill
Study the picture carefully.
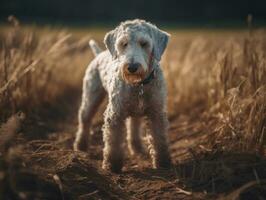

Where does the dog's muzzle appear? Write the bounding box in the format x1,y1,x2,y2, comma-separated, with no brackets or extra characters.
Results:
122,62,146,85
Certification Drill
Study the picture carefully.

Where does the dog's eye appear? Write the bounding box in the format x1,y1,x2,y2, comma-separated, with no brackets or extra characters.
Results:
121,42,128,48
139,41,149,48
140,40,148,48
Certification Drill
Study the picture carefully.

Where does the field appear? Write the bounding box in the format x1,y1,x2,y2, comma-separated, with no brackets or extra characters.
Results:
1,18,266,200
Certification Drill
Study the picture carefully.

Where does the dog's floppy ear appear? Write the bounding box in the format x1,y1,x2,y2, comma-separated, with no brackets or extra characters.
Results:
104,29,118,59
150,27,170,61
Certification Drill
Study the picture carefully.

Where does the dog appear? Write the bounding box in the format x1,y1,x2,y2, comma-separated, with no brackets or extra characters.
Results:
74,19,171,173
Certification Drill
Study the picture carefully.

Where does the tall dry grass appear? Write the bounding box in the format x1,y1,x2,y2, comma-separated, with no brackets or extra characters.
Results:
165,28,266,153
0,17,265,154
0,16,92,121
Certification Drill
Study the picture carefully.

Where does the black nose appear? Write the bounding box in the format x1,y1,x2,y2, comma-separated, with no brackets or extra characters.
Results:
127,63,140,73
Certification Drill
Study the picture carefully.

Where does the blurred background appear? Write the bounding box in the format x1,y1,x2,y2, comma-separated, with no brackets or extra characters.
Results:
0,0,266,28
1,1,266,199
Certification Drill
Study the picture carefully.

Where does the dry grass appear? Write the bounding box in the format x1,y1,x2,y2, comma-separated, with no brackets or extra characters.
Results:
164,28,266,153
0,17,266,199
1,18,264,153
0,16,93,121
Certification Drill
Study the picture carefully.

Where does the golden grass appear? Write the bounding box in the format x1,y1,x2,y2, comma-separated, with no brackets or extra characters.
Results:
164,28,266,153
0,17,265,154
0,17,93,120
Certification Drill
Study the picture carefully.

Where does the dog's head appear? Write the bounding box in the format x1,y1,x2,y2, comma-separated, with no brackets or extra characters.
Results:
104,19,170,85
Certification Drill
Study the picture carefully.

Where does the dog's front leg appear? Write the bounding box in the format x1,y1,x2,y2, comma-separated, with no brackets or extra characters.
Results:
102,103,126,173
147,111,171,169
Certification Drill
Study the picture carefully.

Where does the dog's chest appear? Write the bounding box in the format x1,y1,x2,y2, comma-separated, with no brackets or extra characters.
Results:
124,87,150,116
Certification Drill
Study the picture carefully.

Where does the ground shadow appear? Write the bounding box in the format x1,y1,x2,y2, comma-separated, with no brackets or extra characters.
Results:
22,88,81,140
124,151,266,199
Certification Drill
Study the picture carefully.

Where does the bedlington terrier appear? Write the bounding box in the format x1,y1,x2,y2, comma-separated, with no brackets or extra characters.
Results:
73,19,171,173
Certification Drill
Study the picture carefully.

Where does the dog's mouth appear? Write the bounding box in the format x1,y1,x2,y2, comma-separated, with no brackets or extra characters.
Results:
121,70,146,85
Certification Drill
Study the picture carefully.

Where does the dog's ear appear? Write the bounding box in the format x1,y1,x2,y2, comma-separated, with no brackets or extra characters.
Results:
150,27,170,61
104,29,118,59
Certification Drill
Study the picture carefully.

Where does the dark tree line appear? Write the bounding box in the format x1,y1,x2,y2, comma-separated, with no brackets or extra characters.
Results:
0,0,265,24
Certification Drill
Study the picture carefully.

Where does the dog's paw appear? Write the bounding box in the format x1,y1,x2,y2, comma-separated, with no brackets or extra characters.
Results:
73,137,88,152
154,154,172,169
102,158,123,173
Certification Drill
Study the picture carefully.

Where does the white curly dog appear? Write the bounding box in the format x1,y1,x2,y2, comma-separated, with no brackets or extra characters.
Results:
74,19,171,173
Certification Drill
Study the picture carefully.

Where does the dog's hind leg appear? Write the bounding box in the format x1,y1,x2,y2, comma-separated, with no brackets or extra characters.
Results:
126,117,146,157
74,65,105,152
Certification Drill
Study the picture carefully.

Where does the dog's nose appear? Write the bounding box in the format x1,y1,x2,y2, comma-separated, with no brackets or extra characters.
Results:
127,63,140,73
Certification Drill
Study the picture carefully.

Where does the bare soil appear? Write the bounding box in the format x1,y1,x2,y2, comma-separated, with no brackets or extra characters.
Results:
2,90,266,200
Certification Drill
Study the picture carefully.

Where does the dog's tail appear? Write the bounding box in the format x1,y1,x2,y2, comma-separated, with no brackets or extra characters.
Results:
89,39,102,57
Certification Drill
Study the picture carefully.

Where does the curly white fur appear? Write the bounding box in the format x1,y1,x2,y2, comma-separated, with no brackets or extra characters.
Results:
74,19,171,173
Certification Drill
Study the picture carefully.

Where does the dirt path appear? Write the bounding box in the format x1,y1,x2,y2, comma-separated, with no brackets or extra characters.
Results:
3,93,266,200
